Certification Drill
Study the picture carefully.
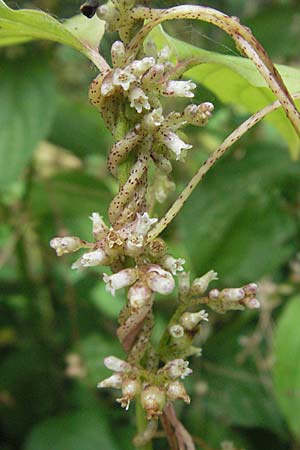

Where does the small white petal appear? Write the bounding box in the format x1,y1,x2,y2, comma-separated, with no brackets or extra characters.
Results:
161,131,192,160
162,80,196,98
128,87,150,113
72,249,108,269
113,67,136,91
104,356,132,373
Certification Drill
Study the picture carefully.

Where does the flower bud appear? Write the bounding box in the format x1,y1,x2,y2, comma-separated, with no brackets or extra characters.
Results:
117,378,141,410
220,288,245,302
162,80,196,98
142,63,165,85
103,268,138,296
89,212,108,240
105,230,123,256
128,282,152,310
162,359,192,380
166,381,190,404
147,238,167,259
243,283,258,295
130,57,155,78
179,310,209,331
191,270,218,295
243,297,260,309
146,266,175,295
184,102,214,126
111,40,126,67
160,255,185,275
97,373,123,389
177,272,191,296
50,236,82,256
209,288,220,300
104,356,132,373
96,4,120,32
169,324,185,338
72,249,109,269
141,385,166,419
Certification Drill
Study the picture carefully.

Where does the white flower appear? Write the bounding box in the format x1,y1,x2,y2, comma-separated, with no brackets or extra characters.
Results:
128,87,151,113
130,57,155,78
89,212,108,240
128,282,152,310
97,373,123,389
161,255,185,275
169,324,184,338
112,67,137,91
135,213,158,236
179,310,209,331
50,236,82,256
161,359,192,380
146,265,175,295
191,270,218,295
104,356,132,373
71,249,108,269
162,80,196,98
160,131,192,160
103,268,138,296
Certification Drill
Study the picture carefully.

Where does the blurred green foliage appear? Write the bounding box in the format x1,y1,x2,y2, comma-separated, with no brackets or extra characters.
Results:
1,1,300,449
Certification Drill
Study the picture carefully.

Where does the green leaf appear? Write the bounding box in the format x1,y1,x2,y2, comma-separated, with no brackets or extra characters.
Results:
49,96,112,158
180,143,299,285
149,26,300,157
0,1,105,67
273,296,300,439
30,172,111,240
198,316,287,436
24,410,118,450
79,334,124,387
0,56,56,190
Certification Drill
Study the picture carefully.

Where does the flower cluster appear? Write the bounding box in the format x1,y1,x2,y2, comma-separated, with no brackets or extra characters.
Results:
50,211,185,311
98,356,191,418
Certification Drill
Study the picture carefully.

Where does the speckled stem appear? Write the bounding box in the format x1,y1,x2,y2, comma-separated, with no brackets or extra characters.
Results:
147,93,300,241
129,5,300,136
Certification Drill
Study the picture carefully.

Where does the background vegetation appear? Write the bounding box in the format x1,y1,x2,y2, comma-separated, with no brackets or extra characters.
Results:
1,0,300,449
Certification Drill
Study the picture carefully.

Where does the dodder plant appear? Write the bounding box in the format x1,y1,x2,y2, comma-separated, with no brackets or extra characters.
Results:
2,0,300,449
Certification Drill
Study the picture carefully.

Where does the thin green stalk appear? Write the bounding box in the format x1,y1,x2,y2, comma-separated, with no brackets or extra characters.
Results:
135,399,153,450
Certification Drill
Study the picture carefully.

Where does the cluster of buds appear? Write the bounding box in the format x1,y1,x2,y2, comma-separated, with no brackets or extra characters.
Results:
207,283,260,313
98,356,191,418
